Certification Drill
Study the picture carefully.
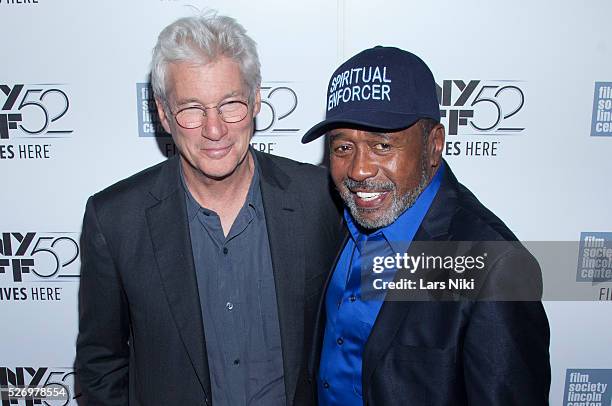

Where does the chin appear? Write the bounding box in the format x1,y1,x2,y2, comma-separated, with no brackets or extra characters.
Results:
206,151,251,177
353,215,394,230
197,163,241,180
346,204,391,230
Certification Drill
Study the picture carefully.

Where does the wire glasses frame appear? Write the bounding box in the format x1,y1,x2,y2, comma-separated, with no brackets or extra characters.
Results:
171,100,249,129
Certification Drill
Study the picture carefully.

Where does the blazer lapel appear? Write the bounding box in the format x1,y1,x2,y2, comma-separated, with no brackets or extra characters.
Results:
145,156,211,400
362,163,459,393
256,151,305,403
361,228,433,392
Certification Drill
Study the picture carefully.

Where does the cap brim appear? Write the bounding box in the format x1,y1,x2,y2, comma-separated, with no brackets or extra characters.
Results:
301,111,425,143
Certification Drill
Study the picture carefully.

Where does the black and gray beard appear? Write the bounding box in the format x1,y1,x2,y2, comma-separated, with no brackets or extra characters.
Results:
338,163,430,230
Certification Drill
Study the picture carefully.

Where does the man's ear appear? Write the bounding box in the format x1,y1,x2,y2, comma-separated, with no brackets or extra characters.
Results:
252,88,261,116
427,123,446,171
155,98,172,134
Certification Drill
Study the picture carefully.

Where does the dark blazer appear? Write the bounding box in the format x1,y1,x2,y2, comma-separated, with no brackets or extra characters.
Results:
76,151,343,406
309,164,551,406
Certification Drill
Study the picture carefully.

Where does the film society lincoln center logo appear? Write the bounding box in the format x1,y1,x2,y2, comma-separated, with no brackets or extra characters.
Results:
592,82,612,136
136,82,299,156
564,369,612,406
576,232,612,282
576,232,612,301
0,232,80,302
0,84,73,160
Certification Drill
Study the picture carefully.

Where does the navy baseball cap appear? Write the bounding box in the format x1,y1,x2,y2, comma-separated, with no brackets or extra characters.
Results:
301,46,440,143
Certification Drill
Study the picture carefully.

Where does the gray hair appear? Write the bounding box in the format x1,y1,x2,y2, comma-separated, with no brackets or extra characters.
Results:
418,118,438,141
151,12,261,106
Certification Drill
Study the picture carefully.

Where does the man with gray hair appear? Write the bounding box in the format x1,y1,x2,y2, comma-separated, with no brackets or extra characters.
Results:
76,13,341,406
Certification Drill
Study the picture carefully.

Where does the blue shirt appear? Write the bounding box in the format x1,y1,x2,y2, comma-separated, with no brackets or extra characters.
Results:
182,152,286,406
318,163,445,405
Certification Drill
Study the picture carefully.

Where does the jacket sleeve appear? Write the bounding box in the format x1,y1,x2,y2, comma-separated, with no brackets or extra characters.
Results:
76,196,130,405
463,250,551,405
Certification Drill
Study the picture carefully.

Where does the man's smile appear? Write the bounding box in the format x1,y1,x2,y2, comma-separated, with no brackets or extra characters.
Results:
352,191,390,208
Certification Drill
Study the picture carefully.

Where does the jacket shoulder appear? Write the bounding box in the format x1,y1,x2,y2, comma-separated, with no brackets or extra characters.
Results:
257,151,334,192
89,158,172,212
441,170,542,299
260,151,328,175
256,151,343,222
447,177,519,243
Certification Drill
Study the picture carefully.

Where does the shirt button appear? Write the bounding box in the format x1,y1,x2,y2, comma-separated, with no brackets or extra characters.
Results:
223,247,228,255
323,381,330,389
226,302,234,311
349,295,357,302
337,337,344,345
233,359,240,366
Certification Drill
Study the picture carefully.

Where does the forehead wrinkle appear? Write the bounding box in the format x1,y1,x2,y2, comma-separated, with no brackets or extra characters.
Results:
174,90,241,107
367,131,392,141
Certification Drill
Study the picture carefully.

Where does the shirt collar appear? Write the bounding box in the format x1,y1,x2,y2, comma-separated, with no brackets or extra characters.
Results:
180,149,262,222
344,161,445,253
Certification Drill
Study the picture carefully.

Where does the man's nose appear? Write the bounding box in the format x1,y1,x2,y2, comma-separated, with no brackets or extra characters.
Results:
347,148,377,182
201,110,227,141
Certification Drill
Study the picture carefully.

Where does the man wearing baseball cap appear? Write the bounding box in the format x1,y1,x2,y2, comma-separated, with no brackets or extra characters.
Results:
303,46,550,405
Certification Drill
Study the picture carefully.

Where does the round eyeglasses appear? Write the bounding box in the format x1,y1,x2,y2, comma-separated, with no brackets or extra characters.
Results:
172,100,249,129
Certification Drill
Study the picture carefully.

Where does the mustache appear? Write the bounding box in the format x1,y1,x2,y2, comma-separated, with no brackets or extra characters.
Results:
342,178,395,192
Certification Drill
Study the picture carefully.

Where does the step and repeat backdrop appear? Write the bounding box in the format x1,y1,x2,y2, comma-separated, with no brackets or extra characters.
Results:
1,0,611,404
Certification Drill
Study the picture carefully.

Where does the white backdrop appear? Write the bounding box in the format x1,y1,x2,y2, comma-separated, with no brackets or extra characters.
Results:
1,1,611,404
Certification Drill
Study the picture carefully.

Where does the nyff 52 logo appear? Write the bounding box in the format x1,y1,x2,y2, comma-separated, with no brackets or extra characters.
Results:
0,84,73,139
0,232,79,283
255,84,299,135
0,366,80,406
437,80,525,135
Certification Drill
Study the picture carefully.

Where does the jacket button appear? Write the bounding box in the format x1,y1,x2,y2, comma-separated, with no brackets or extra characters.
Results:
323,381,330,389
337,337,344,345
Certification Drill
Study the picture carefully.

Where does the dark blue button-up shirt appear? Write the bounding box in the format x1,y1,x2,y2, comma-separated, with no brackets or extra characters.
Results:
182,152,286,406
318,163,444,405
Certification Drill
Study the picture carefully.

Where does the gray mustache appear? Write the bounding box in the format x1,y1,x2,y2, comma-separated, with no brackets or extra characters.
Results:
343,178,395,192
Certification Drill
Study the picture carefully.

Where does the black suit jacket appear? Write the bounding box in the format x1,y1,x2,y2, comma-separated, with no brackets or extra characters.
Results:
76,151,343,406
309,164,551,406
